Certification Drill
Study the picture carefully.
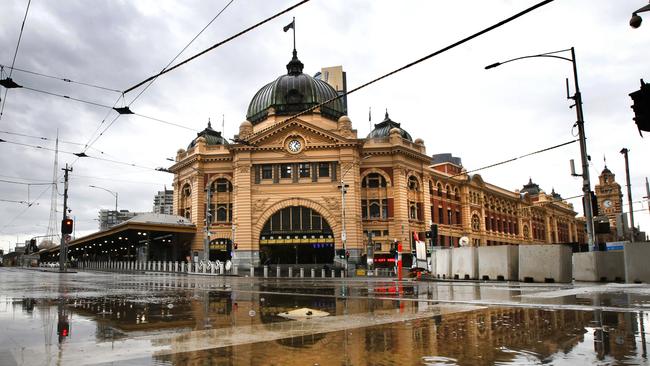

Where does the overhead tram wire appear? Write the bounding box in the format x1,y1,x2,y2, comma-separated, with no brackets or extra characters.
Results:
449,139,578,179
0,138,162,171
0,0,33,121
13,84,201,134
0,129,107,154
127,0,235,106
240,0,555,141
123,0,311,94
82,0,237,154
0,63,122,93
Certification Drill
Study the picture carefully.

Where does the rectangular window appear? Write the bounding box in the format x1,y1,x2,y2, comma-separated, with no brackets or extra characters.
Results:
438,207,444,224
361,200,368,219
262,164,273,179
280,164,292,179
455,211,461,226
216,203,230,222
447,209,452,225
299,163,310,178
318,162,330,177
381,199,388,219
383,230,389,236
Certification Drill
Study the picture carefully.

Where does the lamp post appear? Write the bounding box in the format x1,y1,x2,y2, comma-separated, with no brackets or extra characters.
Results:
486,47,596,250
630,1,650,28
620,148,635,241
88,185,118,226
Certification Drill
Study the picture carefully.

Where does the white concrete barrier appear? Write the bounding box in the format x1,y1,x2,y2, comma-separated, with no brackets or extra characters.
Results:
574,251,625,282
478,245,519,281
288,268,293,278
519,244,572,283
624,242,650,283
311,268,315,278
435,248,452,279
300,268,304,278
451,247,478,280
264,266,268,278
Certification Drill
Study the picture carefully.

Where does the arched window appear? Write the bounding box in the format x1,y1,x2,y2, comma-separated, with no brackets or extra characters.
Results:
437,183,443,197
409,202,418,220
471,214,480,231
445,185,451,199
454,188,460,201
408,176,419,191
429,181,434,195
180,184,192,219
362,173,387,188
209,178,233,223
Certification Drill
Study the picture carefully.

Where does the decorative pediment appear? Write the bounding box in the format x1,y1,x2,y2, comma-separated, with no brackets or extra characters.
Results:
244,119,353,150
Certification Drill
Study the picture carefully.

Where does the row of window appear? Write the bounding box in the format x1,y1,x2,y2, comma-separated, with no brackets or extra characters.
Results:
431,206,461,225
485,216,519,235
255,162,337,183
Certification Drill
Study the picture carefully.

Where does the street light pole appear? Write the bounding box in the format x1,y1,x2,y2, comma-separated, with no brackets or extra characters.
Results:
89,185,119,226
620,148,635,241
485,47,596,250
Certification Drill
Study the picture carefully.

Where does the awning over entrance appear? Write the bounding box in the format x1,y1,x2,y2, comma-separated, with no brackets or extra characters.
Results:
40,214,196,263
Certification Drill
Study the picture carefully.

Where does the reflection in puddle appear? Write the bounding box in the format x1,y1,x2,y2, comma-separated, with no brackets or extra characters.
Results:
0,271,649,365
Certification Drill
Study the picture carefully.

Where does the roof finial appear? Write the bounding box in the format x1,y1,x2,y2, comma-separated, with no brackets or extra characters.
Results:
385,108,389,120
207,117,212,129
603,154,607,169
284,17,303,75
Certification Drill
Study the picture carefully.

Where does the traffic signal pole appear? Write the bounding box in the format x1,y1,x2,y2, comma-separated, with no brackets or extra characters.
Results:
59,164,72,272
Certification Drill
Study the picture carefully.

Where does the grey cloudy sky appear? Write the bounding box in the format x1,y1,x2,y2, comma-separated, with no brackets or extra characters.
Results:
0,0,648,252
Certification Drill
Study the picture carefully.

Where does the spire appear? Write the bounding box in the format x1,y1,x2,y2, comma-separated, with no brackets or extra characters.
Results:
286,49,304,75
385,109,389,120
207,117,212,129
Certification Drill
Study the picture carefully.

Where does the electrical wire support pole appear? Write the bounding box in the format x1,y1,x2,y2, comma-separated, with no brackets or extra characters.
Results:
621,148,635,241
59,164,72,272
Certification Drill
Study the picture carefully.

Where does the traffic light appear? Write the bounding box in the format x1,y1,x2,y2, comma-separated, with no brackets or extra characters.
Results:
630,79,650,135
57,318,70,341
430,224,438,246
61,218,74,234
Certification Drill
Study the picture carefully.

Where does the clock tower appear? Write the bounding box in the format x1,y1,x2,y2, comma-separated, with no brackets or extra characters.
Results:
594,166,623,229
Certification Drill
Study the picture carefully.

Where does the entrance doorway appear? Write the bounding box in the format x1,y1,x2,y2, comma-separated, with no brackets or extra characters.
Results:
209,238,232,262
259,206,334,265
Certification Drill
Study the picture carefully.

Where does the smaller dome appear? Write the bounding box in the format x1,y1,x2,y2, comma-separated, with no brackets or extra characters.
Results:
188,120,229,149
338,115,351,123
415,138,424,145
240,120,253,128
367,111,413,141
520,177,541,196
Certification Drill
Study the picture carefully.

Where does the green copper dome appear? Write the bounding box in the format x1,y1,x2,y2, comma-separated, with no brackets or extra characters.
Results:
188,121,229,149
246,51,346,124
367,112,413,141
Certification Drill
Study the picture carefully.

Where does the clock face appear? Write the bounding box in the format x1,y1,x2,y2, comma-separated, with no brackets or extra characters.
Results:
603,199,613,208
287,139,302,153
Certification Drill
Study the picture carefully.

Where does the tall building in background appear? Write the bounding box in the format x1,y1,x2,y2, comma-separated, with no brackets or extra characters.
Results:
98,209,145,231
315,66,347,114
153,189,174,215
594,166,625,242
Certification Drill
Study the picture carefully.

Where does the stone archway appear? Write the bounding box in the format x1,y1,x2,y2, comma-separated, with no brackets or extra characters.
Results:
254,198,340,265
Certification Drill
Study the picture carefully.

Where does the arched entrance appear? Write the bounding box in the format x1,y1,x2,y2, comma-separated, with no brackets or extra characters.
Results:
259,206,334,265
209,238,232,262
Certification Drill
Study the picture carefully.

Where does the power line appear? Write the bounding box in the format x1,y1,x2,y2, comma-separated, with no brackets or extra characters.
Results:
21,85,115,109
454,139,578,178
0,129,107,154
124,0,311,94
127,0,236,106
0,0,33,121
251,0,555,132
0,63,122,93
0,138,162,171
0,178,53,186
82,1,239,153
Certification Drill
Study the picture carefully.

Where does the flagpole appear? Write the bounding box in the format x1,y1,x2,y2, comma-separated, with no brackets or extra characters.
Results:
292,17,296,51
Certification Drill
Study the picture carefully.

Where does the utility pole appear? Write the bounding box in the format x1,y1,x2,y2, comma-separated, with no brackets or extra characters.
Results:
59,164,72,272
620,148,635,241
643,177,650,216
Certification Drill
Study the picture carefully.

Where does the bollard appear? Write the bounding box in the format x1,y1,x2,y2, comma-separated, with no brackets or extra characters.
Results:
311,268,315,278
322,269,326,278
264,265,268,278
300,268,304,278
250,266,254,277
331,270,336,278
276,266,281,278
340,269,345,278
288,267,293,278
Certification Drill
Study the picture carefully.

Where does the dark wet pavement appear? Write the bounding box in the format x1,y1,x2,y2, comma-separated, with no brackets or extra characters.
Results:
0,268,649,365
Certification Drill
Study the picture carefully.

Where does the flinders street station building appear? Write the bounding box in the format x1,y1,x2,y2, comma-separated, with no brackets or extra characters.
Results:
164,50,586,269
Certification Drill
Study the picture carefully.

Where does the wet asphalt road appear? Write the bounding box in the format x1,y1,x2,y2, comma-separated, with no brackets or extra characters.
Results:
1,267,649,365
